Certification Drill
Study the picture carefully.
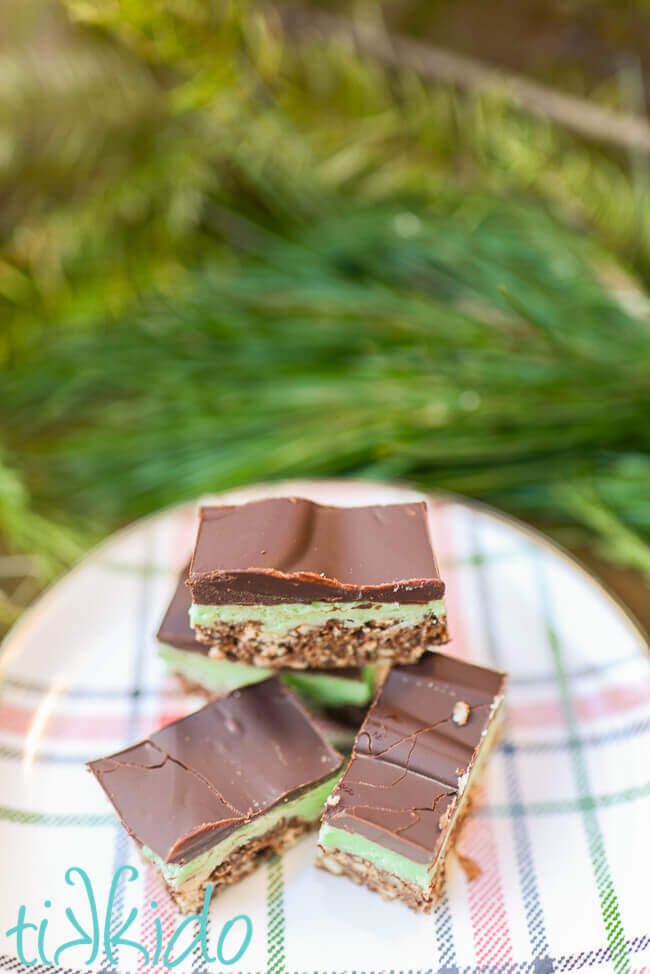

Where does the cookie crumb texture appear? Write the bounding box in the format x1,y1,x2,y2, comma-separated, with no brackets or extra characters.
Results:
316,848,444,913
195,612,449,669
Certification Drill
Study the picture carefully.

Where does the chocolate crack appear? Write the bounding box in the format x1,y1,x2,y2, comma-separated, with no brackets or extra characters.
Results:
393,794,456,836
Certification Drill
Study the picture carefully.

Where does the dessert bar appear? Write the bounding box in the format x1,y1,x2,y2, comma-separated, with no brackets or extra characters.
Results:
316,652,506,912
188,497,448,668
88,679,343,912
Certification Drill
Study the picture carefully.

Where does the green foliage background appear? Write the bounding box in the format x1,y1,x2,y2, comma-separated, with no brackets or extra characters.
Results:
1,0,649,627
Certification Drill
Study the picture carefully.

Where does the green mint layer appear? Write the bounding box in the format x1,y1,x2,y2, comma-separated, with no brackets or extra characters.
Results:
282,666,375,708
159,644,271,694
159,644,375,708
190,598,446,637
319,823,432,887
142,772,340,886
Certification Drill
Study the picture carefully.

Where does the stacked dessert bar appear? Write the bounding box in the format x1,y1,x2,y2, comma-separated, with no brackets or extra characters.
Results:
156,564,375,751
90,496,506,914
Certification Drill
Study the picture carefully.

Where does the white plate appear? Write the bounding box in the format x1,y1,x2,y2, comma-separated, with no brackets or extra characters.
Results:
0,479,648,974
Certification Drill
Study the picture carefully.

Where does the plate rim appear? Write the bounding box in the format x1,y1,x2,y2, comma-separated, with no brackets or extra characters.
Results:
1,478,647,674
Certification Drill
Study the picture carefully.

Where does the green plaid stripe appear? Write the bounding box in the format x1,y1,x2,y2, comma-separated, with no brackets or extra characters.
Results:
266,853,286,974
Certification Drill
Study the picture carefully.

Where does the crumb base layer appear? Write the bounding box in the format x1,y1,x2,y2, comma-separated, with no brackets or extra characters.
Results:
315,846,444,912
194,613,449,668
158,817,315,914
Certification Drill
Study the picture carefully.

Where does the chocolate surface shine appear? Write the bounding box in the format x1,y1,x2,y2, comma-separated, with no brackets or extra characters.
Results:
88,679,342,864
323,654,506,865
188,498,444,605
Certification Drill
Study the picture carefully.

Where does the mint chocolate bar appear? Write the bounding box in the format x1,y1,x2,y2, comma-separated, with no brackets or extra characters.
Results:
316,653,506,912
88,679,343,913
157,567,377,712
188,497,448,669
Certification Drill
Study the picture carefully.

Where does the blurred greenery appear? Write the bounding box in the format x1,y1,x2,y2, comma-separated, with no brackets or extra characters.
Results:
1,0,649,628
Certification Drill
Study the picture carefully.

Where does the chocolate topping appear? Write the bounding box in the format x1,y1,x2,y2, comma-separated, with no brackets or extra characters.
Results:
188,497,444,605
322,653,506,865
156,565,207,653
88,679,342,864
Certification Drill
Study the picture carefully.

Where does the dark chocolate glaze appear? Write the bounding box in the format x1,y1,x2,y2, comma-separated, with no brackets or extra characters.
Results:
322,653,506,866
88,679,343,864
156,566,365,682
188,498,444,605
156,565,207,653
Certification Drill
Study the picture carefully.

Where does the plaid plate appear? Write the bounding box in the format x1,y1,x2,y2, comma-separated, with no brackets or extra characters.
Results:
0,479,648,974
